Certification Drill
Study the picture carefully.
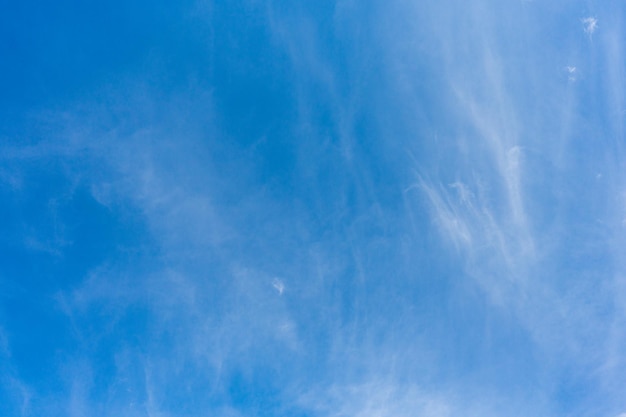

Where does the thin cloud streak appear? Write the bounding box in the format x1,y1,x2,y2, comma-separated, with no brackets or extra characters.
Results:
582,17,598,36
393,0,626,414
2,1,626,416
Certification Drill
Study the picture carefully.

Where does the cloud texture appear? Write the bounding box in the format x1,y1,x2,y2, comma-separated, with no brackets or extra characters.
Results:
1,1,626,416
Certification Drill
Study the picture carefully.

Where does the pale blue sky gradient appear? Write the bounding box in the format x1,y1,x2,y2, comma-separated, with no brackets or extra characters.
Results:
1,1,626,416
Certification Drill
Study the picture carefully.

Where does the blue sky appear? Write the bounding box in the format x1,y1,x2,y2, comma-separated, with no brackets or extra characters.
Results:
1,0,626,416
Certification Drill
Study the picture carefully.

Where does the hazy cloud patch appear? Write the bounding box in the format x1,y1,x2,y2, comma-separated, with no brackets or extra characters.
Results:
582,17,598,36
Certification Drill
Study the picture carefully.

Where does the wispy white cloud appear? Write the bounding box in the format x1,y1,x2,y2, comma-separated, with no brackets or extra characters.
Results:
566,66,577,82
392,2,626,415
272,277,285,295
4,1,626,416
0,326,32,417
582,17,598,36
299,381,452,417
